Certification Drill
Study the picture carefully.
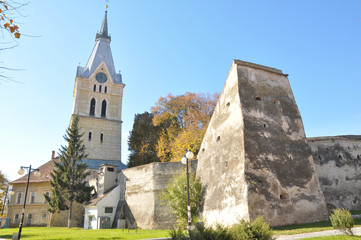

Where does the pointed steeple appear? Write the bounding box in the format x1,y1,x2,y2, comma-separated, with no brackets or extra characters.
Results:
96,10,111,41
76,7,122,84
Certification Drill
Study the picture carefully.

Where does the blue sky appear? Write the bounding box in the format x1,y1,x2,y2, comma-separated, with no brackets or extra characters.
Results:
1,0,360,181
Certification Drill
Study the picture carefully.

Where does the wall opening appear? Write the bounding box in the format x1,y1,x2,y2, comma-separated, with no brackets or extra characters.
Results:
255,96,262,101
89,98,96,116
101,100,107,118
264,123,267,128
216,136,220,142
105,86,107,94
107,167,114,172
88,132,92,141
226,102,230,107
99,85,102,93
93,85,96,92
100,133,104,142
318,155,322,160
339,155,343,160
358,155,360,160
280,192,289,200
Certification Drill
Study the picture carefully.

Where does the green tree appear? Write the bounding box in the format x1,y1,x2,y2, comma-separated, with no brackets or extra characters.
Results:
159,169,202,228
151,92,218,162
0,171,9,213
127,112,160,167
45,116,95,228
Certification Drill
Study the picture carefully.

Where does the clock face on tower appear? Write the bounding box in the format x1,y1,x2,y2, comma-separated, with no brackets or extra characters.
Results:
95,72,108,83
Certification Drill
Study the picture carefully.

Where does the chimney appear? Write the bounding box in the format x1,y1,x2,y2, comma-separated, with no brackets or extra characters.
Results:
51,151,55,159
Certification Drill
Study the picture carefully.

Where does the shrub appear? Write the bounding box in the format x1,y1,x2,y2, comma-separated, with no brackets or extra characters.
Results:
169,229,188,240
159,170,203,229
330,208,354,236
229,217,274,240
189,223,232,240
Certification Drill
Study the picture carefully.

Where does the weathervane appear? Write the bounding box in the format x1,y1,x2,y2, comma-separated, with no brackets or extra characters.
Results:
105,0,109,10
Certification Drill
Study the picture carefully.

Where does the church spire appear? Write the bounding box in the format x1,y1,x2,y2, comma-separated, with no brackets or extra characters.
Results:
96,8,111,41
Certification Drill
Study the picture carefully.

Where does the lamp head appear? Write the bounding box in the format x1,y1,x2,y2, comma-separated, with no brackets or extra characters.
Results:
185,151,194,159
181,157,187,165
9,191,15,196
18,168,25,175
34,171,41,177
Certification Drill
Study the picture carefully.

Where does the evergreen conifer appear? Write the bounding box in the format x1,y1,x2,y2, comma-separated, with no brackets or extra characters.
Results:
45,116,95,227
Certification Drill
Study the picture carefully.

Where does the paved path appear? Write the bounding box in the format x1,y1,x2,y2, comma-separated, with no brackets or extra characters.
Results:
275,227,361,240
142,227,361,240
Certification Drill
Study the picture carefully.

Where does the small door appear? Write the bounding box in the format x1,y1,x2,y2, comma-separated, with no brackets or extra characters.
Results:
88,216,93,229
99,217,110,229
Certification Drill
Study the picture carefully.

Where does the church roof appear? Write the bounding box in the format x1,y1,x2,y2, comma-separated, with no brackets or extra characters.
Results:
76,10,122,84
80,158,127,170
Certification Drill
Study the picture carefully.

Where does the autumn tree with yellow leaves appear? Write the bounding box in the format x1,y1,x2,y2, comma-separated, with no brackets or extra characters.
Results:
151,92,218,162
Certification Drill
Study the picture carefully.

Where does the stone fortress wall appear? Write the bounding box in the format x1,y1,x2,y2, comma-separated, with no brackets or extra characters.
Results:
308,136,361,211
120,161,197,229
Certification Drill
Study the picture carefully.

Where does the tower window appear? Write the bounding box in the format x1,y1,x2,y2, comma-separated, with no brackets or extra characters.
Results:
93,85,96,92
105,86,107,94
101,100,107,118
88,132,92,141
100,133,104,142
89,98,96,116
99,85,102,93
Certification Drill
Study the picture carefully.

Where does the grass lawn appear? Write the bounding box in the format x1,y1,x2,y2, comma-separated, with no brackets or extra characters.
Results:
272,218,361,235
0,227,170,240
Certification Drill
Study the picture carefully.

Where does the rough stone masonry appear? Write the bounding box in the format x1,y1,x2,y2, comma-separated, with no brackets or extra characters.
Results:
196,60,329,227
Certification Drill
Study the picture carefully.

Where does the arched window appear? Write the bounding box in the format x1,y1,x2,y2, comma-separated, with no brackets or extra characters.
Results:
101,100,107,118
89,98,96,116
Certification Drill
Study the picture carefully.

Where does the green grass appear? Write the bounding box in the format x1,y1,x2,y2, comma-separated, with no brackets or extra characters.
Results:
0,227,170,239
273,218,361,235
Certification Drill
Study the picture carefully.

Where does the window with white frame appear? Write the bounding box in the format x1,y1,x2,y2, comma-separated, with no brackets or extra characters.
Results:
14,214,19,224
30,192,36,204
16,193,22,204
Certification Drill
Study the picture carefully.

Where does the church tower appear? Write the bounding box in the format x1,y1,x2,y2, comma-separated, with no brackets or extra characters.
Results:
71,9,126,169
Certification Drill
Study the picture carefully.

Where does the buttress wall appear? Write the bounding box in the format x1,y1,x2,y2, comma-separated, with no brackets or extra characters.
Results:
197,60,328,227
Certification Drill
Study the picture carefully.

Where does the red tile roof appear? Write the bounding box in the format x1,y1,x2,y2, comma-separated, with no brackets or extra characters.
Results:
10,158,60,184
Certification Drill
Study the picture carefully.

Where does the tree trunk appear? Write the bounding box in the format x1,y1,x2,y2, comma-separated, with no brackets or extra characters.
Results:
48,212,53,227
68,200,73,228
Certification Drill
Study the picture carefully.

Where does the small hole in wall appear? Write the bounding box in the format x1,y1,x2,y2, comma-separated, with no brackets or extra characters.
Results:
358,155,360,160
264,124,267,128
289,156,293,161
202,148,205,152
339,155,343,160
348,147,350,150
225,161,228,167
255,96,262,101
280,193,289,200
318,155,322,160
226,102,230,107
216,136,220,142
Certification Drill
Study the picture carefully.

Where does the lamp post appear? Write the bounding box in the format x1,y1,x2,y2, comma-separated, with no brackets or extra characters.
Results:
0,186,15,228
17,165,41,240
181,150,194,233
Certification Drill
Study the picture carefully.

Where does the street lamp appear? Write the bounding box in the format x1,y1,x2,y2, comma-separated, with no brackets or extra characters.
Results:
16,165,41,240
181,150,194,233
0,186,15,227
